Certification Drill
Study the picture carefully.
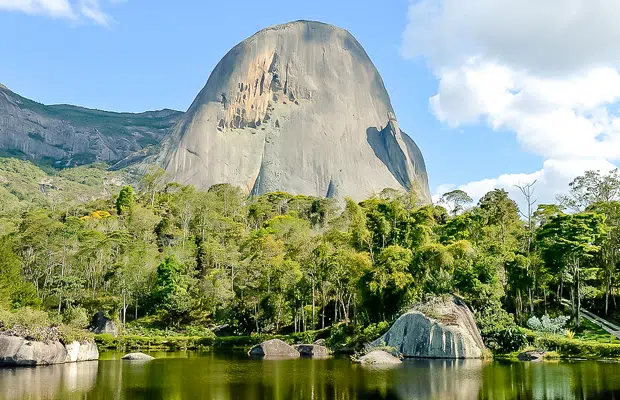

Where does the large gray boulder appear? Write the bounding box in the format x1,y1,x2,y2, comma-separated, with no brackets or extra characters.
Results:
375,296,486,359
0,335,99,366
90,311,119,336
153,20,430,202
66,340,100,362
294,344,330,358
248,339,300,358
355,350,402,365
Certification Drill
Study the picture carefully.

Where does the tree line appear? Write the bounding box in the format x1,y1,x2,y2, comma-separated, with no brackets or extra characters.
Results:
2,162,620,351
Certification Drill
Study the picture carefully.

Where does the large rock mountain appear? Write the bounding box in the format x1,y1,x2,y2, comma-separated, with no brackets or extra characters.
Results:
154,20,430,201
0,83,182,166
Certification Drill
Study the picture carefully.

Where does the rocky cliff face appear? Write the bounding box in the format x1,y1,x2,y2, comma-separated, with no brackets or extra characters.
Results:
155,20,430,201
374,296,486,359
0,84,183,166
0,335,99,366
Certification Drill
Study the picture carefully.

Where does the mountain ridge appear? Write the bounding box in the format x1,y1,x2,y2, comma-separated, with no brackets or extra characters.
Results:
0,84,183,167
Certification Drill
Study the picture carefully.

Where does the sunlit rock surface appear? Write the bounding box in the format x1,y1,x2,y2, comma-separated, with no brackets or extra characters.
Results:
375,296,486,359
356,350,402,365
248,339,300,358
154,20,430,201
122,352,155,361
0,335,99,366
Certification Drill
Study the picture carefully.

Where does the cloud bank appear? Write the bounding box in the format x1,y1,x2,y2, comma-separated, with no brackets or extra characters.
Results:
405,0,620,208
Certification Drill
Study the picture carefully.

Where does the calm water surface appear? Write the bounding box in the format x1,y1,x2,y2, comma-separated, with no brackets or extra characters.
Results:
1,350,620,399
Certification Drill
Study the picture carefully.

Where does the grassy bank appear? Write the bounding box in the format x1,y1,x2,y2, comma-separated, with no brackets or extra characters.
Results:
94,322,392,353
494,328,620,360
95,328,333,352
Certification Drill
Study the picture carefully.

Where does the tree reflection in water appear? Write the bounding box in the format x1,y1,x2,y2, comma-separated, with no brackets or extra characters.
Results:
1,351,620,399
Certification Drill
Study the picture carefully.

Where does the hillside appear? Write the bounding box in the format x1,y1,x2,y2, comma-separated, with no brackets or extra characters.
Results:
0,84,183,167
0,157,129,235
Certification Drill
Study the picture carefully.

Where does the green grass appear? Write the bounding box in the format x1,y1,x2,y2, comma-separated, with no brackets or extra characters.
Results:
575,319,618,344
95,328,333,352
511,329,620,360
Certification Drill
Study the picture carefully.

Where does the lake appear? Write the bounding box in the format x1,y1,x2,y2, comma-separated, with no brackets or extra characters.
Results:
1,351,620,399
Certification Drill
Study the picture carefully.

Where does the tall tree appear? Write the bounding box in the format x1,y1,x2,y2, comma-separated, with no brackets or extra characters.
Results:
440,189,473,216
558,169,620,211
116,186,136,216
537,212,606,327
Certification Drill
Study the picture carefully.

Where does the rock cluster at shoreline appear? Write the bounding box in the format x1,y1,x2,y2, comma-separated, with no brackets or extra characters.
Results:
0,335,99,366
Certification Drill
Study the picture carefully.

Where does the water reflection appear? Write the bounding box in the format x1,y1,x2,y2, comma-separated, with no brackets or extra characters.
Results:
0,360,98,399
1,351,620,399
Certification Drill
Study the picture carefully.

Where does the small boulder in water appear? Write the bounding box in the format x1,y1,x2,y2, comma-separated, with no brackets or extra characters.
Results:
355,350,402,365
122,352,154,361
248,339,300,358
517,350,545,362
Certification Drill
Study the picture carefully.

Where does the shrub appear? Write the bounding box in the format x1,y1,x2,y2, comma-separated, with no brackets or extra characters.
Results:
527,314,570,335
324,322,391,352
476,303,528,353
535,335,620,359
0,307,90,343
63,306,90,329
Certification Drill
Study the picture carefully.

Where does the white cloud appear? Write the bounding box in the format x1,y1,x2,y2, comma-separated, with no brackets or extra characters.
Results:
0,0,121,25
78,0,109,26
433,158,618,212
405,0,620,210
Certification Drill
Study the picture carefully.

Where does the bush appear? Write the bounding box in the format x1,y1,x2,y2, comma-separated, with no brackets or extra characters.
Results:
63,306,90,329
0,307,90,343
535,335,620,359
476,303,528,353
325,322,391,352
527,314,570,334
0,307,52,332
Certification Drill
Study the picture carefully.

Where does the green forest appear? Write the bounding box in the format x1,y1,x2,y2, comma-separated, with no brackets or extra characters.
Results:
2,157,620,355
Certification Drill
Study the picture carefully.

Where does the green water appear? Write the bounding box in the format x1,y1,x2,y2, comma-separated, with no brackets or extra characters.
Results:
1,351,620,399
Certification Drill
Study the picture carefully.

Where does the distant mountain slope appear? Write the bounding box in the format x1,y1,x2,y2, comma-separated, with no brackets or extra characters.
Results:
0,157,130,235
0,84,183,167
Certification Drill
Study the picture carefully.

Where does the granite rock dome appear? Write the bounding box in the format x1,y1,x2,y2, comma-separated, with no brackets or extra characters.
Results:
155,20,430,201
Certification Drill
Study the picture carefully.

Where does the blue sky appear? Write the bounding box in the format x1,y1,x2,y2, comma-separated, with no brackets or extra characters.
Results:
1,0,617,207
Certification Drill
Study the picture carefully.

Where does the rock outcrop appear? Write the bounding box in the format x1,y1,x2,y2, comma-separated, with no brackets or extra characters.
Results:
355,350,402,365
374,296,486,359
90,311,119,336
0,335,99,366
154,20,430,202
294,344,330,358
248,339,300,358
122,352,155,361
0,84,182,167
517,350,545,362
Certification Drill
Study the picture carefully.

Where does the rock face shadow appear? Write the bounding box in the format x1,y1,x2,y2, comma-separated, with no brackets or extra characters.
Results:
366,126,410,189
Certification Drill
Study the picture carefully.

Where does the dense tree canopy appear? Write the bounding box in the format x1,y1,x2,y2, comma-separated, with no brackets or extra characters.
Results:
3,159,620,351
